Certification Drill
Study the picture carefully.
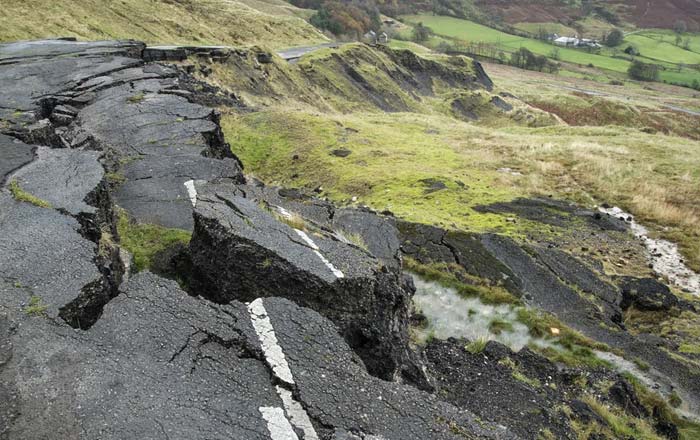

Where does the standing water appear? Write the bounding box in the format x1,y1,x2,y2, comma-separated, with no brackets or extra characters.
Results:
411,274,541,351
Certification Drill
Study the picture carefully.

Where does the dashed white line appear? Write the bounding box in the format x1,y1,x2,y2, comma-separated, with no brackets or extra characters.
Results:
259,407,299,440
276,386,319,440
294,230,345,279
183,180,197,207
249,299,321,440
248,298,295,386
274,205,345,279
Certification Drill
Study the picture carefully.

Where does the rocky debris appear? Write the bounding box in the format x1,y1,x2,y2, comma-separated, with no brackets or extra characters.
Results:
475,197,628,232
398,219,700,417
0,134,34,184
189,181,413,381
424,339,577,439
423,338,685,440
330,148,352,157
618,277,687,312
420,178,448,194
491,96,513,111
143,45,232,63
0,272,517,439
609,379,649,418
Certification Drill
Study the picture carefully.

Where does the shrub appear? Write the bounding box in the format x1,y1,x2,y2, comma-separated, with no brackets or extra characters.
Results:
604,29,624,47
412,22,432,43
628,61,660,82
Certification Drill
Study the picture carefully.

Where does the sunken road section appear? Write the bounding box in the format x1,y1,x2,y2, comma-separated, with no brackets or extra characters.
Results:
0,39,518,439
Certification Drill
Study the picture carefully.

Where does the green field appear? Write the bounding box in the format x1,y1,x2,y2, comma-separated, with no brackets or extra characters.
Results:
623,34,700,65
401,14,700,86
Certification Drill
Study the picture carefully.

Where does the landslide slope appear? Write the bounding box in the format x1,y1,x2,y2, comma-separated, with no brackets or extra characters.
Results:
0,0,327,48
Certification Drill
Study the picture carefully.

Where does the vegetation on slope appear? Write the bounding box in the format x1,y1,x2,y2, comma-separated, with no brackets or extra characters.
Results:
116,210,191,272
220,57,700,271
0,0,327,48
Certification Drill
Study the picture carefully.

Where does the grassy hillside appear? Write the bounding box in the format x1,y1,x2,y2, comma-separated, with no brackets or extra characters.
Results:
0,0,327,48
198,44,700,272
401,14,700,86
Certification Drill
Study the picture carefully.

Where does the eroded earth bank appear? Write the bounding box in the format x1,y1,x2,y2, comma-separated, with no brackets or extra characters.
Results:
1,39,699,440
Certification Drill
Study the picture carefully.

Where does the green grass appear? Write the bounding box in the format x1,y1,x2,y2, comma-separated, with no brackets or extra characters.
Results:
401,15,700,87
582,395,665,440
25,295,48,317
223,105,700,271
127,93,146,104
402,15,632,72
499,357,542,388
465,337,488,354
116,209,191,272
512,22,577,37
404,259,519,306
0,0,327,49
623,34,700,65
8,180,51,208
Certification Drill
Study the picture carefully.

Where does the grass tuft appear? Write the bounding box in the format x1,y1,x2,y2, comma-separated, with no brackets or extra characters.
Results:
8,180,51,208
465,337,488,354
116,209,191,272
25,295,48,317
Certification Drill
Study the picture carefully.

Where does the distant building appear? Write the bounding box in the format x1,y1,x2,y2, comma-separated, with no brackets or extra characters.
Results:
554,36,579,46
554,36,601,48
378,32,389,44
363,30,377,44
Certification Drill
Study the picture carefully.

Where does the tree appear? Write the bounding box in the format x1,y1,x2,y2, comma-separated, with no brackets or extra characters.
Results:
412,22,431,42
604,29,624,47
549,47,561,60
674,20,687,34
628,60,660,82
624,45,640,56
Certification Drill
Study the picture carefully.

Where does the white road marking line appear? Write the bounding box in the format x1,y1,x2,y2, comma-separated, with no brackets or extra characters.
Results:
294,230,345,279
277,206,293,219
249,299,321,440
183,180,197,207
276,386,319,440
259,407,299,440
248,298,295,386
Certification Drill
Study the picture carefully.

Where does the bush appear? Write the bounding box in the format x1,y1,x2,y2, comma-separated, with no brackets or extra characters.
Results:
628,60,660,82
624,45,640,56
509,48,558,73
604,29,624,47
412,22,432,43
674,20,687,34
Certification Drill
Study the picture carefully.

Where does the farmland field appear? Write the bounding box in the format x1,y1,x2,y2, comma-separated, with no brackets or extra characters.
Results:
400,14,700,87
